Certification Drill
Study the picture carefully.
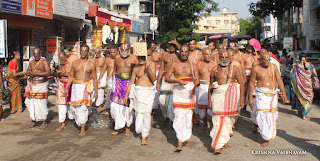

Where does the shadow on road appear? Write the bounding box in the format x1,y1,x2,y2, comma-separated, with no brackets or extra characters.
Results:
236,110,263,144
152,109,177,148
277,129,320,160
192,121,213,153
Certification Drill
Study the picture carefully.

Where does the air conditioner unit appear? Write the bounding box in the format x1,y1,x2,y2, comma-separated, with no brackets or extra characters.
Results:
140,4,146,12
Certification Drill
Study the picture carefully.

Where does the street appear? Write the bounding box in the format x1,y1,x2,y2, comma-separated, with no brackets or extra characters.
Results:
0,89,319,161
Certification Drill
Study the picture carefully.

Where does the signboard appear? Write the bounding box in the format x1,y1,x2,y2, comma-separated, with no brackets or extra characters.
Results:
0,0,22,14
150,17,158,31
22,0,53,19
53,0,86,19
133,42,147,56
131,21,144,34
283,37,293,49
0,20,7,58
47,38,57,54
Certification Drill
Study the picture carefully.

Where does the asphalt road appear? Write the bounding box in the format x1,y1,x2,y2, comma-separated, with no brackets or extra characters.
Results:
0,89,319,161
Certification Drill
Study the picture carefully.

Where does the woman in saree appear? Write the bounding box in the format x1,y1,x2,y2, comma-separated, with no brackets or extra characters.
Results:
291,55,320,120
7,51,25,114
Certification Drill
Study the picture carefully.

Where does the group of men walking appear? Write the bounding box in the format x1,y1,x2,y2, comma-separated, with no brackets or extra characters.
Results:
23,39,287,154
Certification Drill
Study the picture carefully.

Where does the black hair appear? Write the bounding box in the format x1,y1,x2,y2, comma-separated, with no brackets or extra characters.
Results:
150,40,157,45
64,46,72,51
110,45,118,50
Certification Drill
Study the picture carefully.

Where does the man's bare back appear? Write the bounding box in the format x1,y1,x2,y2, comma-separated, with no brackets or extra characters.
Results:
105,57,115,77
67,54,78,63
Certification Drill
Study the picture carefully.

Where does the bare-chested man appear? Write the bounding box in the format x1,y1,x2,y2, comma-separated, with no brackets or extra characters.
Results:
92,47,107,109
124,56,156,145
229,42,245,80
195,48,218,131
242,45,258,109
156,40,179,123
165,44,200,152
25,47,51,129
208,50,245,154
66,44,98,136
188,38,204,64
149,41,162,114
111,43,139,136
208,42,219,63
100,45,118,115
249,51,287,147
56,52,73,131
64,47,78,63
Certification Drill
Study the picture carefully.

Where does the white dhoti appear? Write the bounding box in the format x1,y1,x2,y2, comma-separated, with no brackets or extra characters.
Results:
159,78,174,121
110,102,133,130
25,79,49,122
195,81,209,119
70,80,92,127
58,105,74,123
95,72,107,106
172,78,195,142
130,86,155,137
254,87,278,141
106,77,113,109
210,82,240,150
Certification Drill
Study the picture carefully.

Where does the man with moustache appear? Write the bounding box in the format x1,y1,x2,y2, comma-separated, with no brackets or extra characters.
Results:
208,50,245,154
25,47,51,129
165,44,200,152
111,43,139,136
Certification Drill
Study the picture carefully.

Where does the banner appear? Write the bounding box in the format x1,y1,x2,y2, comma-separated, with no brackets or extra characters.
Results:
46,38,57,54
0,20,7,58
133,42,147,56
0,0,22,14
22,0,53,19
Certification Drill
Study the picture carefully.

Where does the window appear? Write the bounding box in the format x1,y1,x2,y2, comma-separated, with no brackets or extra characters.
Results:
231,20,234,24
216,20,221,25
224,20,229,26
265,15,271,23
207,20,212,26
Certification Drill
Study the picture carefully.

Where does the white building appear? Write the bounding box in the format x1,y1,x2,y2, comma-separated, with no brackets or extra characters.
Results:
302,0,320,50
260,14,279,44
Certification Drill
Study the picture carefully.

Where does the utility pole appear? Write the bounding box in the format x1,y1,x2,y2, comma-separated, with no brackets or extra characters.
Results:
152,0,155,40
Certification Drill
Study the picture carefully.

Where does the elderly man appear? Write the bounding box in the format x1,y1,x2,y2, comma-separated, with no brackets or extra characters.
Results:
56,52,73,131
66,44,98,136
208,50,245,154
165,44,200,152
111,43,139,136
25,47,51,129
249,51,287,147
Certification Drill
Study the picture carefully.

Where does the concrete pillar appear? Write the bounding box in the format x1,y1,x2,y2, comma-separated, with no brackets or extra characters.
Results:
303,0,310,50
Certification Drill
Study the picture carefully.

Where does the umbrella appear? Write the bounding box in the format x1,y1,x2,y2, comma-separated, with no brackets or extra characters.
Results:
249,38,261,51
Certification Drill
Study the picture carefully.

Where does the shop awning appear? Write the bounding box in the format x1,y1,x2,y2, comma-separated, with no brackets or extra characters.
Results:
88,6,131,31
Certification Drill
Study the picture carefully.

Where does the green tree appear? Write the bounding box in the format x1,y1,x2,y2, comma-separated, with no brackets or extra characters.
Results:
157,0,218,44
238,16,262,40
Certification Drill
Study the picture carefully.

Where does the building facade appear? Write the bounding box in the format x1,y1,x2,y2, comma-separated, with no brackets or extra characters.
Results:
195,7,240,40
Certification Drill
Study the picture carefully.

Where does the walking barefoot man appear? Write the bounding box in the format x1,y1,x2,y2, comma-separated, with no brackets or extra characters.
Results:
249,51,287,147
56,52,73,131
208,50,245,154
196,48,218,131
111,43,139,136
66,44,98,136
124,56,156,145
93,47,107,109
165,44,200,152
25,47,51,129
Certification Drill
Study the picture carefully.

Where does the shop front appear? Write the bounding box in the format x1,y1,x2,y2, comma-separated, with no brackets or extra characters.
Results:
88,5,132,48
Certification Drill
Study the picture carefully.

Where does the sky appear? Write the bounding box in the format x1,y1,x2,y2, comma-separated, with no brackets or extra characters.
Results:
211,0,259,19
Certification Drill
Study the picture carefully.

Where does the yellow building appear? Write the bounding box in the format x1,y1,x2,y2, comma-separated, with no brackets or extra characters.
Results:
195,7,240,40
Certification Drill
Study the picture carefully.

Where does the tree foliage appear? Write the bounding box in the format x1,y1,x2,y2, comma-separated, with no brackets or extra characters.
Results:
249,0,302,19
157,0,218,44
237,16,262,40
